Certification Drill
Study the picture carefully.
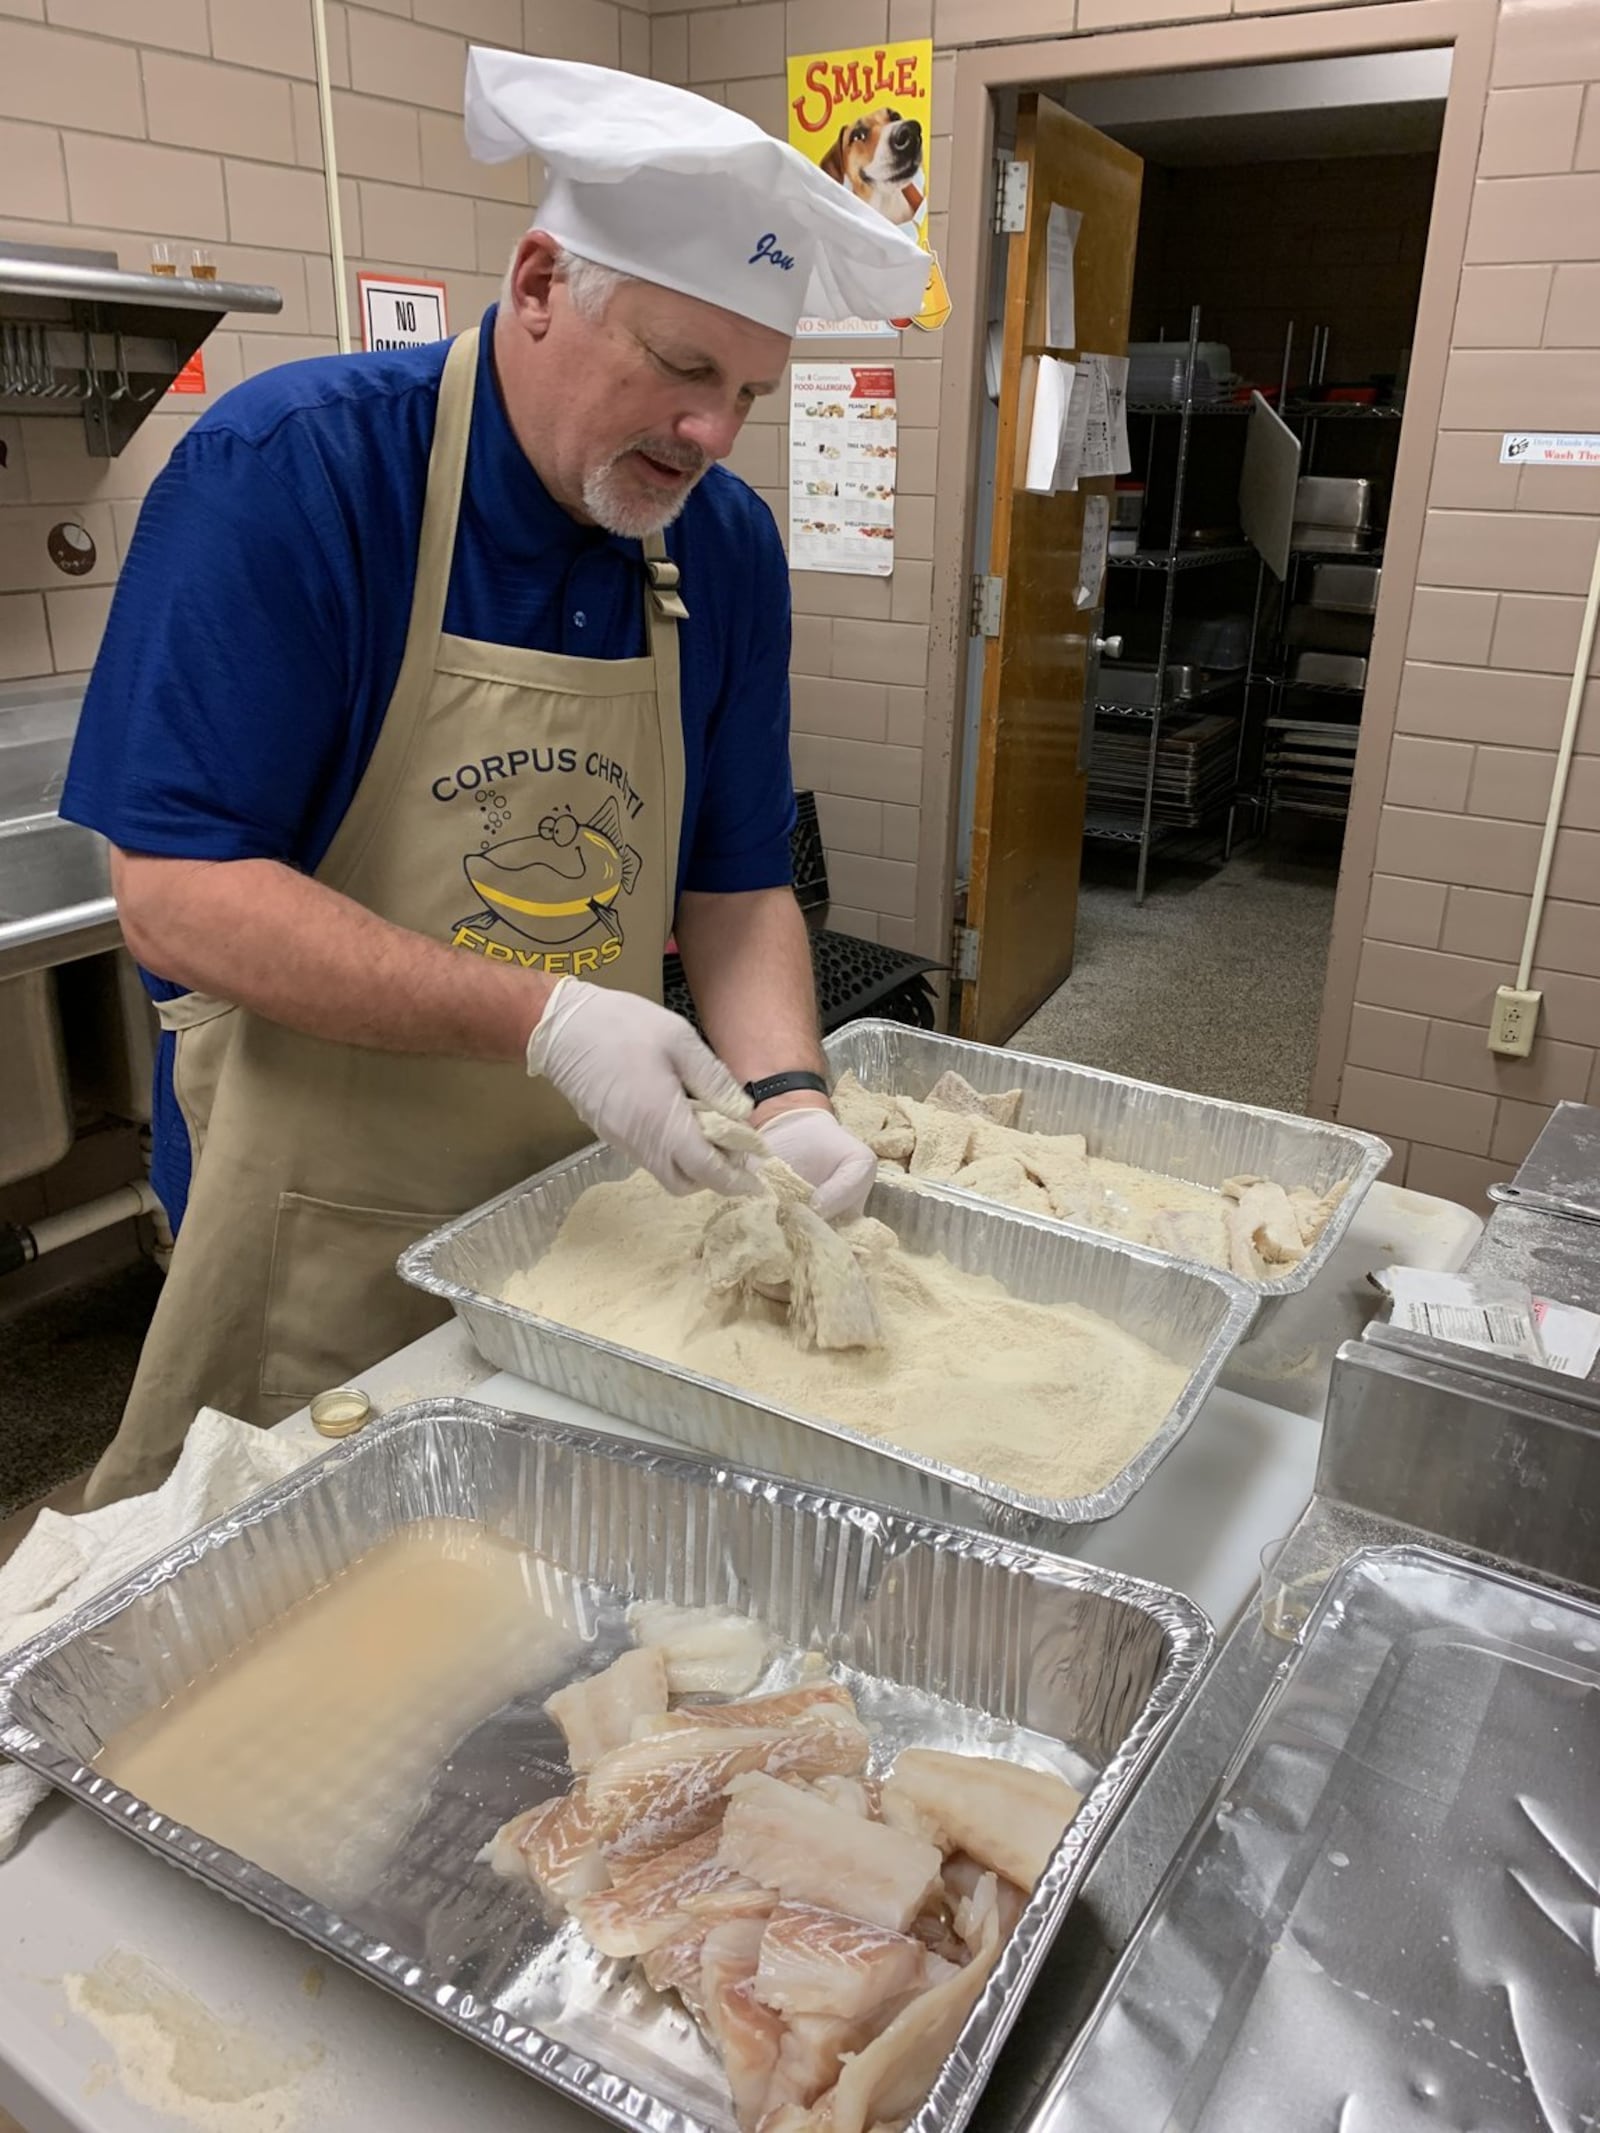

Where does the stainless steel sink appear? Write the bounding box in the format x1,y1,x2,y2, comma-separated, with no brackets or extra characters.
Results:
0,679,119,980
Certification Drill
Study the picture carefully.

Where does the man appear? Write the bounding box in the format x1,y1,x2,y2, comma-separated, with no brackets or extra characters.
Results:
62,53,932,1506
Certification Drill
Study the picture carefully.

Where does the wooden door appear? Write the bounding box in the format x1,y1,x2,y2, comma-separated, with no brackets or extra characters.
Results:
960,96,1143,1043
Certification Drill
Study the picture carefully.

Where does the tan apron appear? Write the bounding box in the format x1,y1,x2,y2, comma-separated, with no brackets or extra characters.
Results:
86,327,686,1507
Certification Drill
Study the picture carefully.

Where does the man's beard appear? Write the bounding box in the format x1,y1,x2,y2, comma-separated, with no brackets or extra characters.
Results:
582,436,708,537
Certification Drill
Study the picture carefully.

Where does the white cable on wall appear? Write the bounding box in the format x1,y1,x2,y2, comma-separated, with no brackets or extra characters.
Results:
309,0,353,355
1516,523,1600,992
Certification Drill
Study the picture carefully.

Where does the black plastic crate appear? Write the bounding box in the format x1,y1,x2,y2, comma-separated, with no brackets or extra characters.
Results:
663,791,941,1037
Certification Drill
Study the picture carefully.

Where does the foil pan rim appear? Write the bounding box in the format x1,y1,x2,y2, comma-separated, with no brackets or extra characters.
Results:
823,1019,1392,1301
397,1160,1259,1528
0,1400,1216,2133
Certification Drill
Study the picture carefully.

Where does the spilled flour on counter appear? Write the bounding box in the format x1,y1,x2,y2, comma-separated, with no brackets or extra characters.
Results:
63,1950,323,2133
501,1171,1188,1501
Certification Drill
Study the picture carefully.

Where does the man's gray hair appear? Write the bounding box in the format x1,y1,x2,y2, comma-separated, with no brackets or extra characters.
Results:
502,242,635,320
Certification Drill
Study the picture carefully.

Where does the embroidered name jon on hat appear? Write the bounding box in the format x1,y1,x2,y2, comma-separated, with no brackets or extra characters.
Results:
464,48,933,338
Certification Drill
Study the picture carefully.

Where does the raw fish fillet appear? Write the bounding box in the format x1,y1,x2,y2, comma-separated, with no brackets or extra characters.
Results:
867,1115,916,1165
879,1749,1080,1893
698,1107,770,1159
640,1681,857,1736
950,1154,1046,1213
923,1070,1025,1129
480,1782,610,1907
806,1773,880,1820
627,1602,773,1695
1289,1177,1347,1247
942,1851,1027,1945
754,1904,927,2022
1228,1177,1304,1265
781,1200,883,1352
899,1100,973,1183
717,1771,943,1933
703,1194,795,1303
819,1872,1003,2133
1222,1196,1265,1280
588,1714,871,1866
642,1928,715,2020
766,2012,880,2116
830,1072,891,1144
839,1216,897,1260
545,1646,670,1773
1018,1133,1092,1209
573,1829,773,1958
1147,1206,1230,1271
701,1919,785,2133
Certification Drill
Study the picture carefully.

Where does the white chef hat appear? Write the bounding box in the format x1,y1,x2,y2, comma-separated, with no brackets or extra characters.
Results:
464,48,933,338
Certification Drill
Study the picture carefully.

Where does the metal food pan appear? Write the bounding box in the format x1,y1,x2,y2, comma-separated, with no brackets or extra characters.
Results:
0,1400,1214,2133
1039,1544,1600,2130
1308,560,1382,612
399,1151,1256,1553
823,1023,1388,1329
1294,473,1372,529
1291,649,1368,689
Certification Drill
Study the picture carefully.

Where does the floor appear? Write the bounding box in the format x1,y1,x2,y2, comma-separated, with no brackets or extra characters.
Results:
0,1258,162,1547
1012,837,1341,1112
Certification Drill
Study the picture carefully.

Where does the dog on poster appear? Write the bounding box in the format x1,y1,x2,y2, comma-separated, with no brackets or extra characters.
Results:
818,107,925,227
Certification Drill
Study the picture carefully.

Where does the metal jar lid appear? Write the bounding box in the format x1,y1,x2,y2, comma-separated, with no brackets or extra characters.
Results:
309,1386,373,1438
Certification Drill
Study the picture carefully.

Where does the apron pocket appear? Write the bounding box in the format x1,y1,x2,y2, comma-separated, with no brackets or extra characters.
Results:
260,1191,449,1405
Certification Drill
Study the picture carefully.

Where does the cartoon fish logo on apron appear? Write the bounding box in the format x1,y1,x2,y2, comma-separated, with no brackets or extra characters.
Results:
459,794,643,954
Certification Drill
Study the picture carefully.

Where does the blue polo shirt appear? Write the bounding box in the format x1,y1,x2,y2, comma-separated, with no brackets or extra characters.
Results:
62,307,795,1230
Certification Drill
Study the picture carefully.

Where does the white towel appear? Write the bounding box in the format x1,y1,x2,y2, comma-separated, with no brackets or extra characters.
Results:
0,1410,321,1860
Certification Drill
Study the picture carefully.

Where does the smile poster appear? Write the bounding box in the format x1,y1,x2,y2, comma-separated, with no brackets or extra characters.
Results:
786,39,952,338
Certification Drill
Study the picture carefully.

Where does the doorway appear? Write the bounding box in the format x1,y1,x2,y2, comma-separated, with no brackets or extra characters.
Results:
953,49,1449,1111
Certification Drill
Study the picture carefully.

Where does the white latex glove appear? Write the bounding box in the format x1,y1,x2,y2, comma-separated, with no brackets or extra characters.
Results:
758,1107,879,1224
527,978,755,1197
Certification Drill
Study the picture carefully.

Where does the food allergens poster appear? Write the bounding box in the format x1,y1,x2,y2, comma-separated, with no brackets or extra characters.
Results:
789,364,897,575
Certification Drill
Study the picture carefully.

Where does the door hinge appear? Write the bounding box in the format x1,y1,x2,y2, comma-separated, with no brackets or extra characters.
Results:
994,157,1028,233
969,574,1003,637
954,925,981,982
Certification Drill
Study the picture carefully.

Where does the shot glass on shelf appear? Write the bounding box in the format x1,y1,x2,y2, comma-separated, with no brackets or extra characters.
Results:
190,247,218,282
149,243,178,277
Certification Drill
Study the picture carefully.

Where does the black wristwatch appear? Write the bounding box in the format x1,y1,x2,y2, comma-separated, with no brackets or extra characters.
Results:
744,1069,830,1106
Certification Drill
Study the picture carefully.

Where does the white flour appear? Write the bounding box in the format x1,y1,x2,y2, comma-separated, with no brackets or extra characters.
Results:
501,1173,1188,1502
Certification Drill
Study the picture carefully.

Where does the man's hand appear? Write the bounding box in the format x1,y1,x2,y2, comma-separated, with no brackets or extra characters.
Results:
527,978,755,1196
757,1104,878,1223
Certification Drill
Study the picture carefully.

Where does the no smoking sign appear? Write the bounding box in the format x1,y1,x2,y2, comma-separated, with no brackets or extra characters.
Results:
358,275,449,352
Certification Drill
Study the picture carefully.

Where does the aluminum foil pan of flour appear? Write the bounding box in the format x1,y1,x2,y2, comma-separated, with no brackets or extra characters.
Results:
0,1401,1213,2133
398,1148,1256,1551
823,1022,1389,1329
1036,1544,1600,2133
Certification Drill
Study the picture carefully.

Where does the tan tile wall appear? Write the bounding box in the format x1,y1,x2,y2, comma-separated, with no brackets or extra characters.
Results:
0,0,647,679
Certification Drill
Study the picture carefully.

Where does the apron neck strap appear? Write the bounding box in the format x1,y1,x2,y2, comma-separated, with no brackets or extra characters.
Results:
403,326,479,662
408,329,691,665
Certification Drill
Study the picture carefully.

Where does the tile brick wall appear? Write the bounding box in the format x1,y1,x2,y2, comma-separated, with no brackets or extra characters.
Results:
0,0,646,681
1131,153,1438,388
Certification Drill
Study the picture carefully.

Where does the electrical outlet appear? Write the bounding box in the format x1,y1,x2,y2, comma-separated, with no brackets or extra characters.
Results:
1488,985,1542,1058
